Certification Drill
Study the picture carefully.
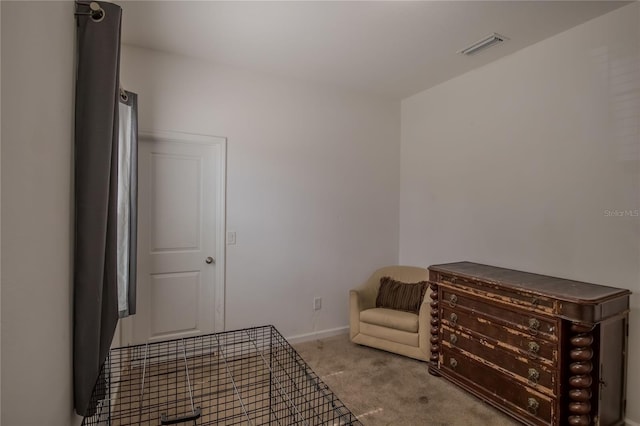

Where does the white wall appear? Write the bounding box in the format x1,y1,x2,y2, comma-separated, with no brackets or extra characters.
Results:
1,1,77,425
120,46,401,340
400,2,640,423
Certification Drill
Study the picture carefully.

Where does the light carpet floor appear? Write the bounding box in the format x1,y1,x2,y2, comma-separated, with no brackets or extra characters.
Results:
294,333,520,426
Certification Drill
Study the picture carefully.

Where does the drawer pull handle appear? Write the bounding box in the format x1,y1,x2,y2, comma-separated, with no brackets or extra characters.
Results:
528,368,540,385
531,297,540,306
449,334,458,345
448,294,458,307
528,318,540,335
527,397,539,415
450,313,458,325
449,358,458,369
527,341,540,359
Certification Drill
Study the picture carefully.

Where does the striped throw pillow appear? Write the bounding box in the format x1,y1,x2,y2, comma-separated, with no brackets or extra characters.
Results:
375,276,428,314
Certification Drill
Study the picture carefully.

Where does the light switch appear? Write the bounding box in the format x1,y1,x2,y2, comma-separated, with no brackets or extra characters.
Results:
226,231,236,245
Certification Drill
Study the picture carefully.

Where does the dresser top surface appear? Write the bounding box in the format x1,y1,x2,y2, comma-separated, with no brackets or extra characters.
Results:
429,261,630,303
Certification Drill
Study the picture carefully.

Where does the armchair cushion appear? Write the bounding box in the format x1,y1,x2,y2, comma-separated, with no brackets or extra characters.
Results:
360,308,419,333
375,276,428,314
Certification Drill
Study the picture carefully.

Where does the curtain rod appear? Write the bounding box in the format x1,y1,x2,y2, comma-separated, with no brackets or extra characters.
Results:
75,1,105,23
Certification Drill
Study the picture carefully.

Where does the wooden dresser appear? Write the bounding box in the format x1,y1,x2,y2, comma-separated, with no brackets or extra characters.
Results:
428,262,630,426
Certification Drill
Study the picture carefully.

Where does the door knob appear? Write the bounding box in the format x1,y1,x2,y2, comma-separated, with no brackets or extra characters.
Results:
205,256,215,264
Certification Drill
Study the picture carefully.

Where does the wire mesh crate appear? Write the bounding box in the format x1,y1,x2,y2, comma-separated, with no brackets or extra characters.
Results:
82,325,362,425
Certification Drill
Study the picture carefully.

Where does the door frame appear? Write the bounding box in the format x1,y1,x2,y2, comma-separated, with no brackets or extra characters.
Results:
121,129,227,346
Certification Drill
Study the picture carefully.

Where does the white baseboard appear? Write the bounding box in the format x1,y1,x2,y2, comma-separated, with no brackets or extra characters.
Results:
286,326,349,345
626,418,640,426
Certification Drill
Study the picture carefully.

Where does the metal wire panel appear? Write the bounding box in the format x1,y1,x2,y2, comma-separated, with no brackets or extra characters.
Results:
81,325,362,426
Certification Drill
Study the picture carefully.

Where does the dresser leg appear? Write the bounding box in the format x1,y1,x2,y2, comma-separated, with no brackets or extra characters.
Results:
567,323,595,426
429,282,440,375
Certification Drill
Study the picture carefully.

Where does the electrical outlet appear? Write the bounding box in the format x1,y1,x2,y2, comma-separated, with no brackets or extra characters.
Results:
313,297,322,311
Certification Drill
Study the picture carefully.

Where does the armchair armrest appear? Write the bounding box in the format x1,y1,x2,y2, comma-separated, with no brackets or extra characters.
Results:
417,298,430,358
349,285,379,340
349,290,361,340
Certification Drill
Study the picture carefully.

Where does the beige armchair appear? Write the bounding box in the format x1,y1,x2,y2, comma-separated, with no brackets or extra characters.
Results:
349,265,430,361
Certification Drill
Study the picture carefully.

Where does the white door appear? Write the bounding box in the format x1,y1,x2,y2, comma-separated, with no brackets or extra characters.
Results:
123,131,226,345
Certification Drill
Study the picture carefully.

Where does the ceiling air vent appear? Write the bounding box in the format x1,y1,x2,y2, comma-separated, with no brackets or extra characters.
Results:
458,33,506,56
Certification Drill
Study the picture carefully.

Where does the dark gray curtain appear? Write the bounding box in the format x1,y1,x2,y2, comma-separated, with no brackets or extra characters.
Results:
73,0,123,416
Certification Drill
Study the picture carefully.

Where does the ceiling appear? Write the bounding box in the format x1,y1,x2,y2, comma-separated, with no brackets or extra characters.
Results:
120,1,630,100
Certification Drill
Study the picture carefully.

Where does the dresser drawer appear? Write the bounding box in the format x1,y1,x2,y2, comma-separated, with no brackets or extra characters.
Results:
440,305,557,365
440,287,559,341
441,326,556,396
441,348,554,425
438,273,556,314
